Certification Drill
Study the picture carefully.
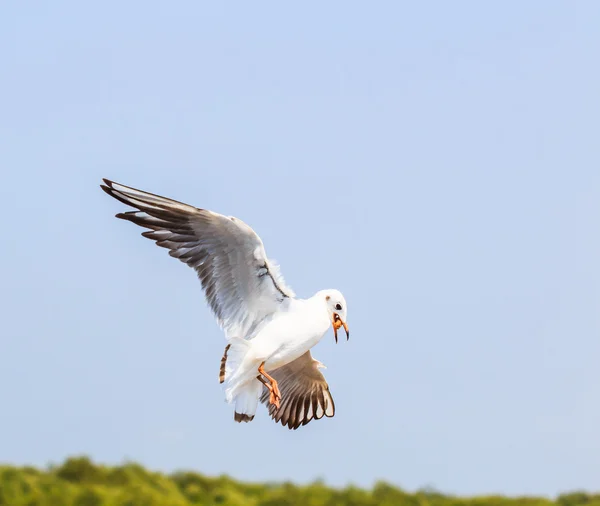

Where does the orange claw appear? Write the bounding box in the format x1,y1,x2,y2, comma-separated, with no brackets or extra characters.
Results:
258,362,281,409
269,389,281,409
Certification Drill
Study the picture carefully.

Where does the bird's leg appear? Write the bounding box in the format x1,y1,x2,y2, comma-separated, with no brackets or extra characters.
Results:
257,362,281,408
258,363,281,399
257,375,280,409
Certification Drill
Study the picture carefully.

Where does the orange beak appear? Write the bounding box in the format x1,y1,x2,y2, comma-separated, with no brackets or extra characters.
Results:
332,313,349,343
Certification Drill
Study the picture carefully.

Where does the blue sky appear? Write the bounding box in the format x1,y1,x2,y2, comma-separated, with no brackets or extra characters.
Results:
1,0,599,497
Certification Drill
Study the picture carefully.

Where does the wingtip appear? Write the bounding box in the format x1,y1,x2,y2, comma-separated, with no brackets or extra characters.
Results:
100,184,113,196
101,179,122,196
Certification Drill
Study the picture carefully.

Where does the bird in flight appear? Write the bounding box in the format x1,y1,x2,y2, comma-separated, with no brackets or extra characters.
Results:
101,179,349,430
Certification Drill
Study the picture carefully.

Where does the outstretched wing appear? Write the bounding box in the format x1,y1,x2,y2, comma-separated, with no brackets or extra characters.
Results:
101,179,295,339
260,351,335,430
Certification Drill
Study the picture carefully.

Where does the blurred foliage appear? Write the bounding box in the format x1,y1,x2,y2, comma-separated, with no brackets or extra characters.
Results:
0,456,598,506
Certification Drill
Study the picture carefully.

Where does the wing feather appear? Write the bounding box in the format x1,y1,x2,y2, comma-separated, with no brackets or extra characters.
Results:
101,179,294,339
260,351,335,430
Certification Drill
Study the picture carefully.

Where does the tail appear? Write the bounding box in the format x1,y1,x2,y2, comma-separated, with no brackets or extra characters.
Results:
233,379,263,423
219,338,254,402
218,338,263,423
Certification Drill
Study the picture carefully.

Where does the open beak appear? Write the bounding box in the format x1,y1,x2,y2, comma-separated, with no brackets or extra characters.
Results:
332,313,349,343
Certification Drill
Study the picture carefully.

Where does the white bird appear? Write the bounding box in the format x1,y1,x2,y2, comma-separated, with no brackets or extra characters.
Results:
101,179,349,430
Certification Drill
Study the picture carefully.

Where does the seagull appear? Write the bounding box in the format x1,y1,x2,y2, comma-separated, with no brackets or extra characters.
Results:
100,179,349,430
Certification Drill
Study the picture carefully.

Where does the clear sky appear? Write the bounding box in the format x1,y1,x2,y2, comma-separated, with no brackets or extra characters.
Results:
1,0,599,498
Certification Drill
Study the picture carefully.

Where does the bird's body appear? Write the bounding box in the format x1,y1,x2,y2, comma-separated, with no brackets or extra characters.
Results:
223,293,331,398
248,295,331,371
101,179,349,429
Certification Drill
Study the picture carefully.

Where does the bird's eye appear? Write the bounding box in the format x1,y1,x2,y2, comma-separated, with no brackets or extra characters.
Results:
335,303,342,311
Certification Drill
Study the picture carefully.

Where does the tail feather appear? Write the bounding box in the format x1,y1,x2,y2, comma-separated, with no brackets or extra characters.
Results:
221,337,254,403
233,379,262,423
219,337,262,422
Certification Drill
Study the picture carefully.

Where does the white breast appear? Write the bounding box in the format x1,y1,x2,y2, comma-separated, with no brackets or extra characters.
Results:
251,299,330,371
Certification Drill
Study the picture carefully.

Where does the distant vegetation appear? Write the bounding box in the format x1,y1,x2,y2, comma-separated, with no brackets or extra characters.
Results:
1,456,597,506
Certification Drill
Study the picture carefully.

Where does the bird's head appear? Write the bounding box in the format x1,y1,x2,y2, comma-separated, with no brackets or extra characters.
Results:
322,289,349,343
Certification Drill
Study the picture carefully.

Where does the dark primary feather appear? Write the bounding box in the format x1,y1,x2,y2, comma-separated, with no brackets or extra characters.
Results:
260,351,335,430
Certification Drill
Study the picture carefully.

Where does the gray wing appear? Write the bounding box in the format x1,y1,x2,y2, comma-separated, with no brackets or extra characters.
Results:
260,351,335,430
101,179,295,339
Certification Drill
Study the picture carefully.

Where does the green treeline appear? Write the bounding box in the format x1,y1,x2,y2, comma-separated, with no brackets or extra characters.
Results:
0,456,597,506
